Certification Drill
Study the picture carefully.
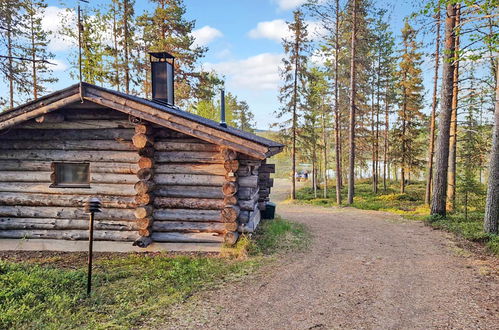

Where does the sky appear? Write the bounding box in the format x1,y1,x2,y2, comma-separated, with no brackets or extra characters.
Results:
9,0,429,129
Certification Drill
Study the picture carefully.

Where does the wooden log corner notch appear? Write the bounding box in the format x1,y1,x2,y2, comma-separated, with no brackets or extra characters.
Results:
220,147,240,246
133,124,155,248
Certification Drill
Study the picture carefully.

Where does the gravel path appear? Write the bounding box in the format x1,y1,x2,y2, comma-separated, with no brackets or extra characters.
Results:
162,179,499,329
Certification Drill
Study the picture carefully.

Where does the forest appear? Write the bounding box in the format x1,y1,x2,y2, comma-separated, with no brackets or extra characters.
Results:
0,0,498,237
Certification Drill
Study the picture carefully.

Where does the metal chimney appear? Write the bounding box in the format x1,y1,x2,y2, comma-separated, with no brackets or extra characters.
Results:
149,52,175,106
220,89,227,128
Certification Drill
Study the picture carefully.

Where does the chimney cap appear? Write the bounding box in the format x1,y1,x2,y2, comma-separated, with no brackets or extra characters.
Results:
149,52,175,61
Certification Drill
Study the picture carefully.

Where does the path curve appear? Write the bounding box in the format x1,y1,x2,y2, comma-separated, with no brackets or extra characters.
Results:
162,179,499,329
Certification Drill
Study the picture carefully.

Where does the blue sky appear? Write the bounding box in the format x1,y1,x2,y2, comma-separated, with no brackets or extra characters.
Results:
15,0,428,129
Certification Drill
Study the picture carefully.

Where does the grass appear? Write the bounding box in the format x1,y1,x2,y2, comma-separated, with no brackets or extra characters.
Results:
296,179,499,256
0,217,308,329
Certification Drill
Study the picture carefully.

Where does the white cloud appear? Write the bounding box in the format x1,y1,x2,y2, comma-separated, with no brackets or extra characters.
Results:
50,58,69,72
41,6,76,52
191,26,223,47
203,53,283,91
248,19,326,43
273,0,307,10
248,19,291,42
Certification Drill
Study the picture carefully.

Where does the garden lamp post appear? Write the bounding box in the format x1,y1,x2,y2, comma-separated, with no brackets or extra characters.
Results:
84,197,102,295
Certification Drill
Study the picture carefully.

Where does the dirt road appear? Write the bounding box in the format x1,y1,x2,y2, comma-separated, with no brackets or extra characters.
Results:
163,179,499,329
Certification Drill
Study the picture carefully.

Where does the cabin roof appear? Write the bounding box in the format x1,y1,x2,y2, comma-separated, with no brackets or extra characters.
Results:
0,82,284,159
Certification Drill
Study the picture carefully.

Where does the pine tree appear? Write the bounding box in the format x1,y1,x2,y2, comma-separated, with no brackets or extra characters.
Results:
277,9,309,200
392,22,425,193
24,0,56,100
138,0,206,104
232,100,255,133
0,0,30,108
431,3,458,217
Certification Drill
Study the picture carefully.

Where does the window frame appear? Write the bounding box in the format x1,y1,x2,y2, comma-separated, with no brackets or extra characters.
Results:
50,162,91,188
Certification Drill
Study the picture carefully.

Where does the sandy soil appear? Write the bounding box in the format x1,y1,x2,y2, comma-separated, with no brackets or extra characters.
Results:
160,179,499,329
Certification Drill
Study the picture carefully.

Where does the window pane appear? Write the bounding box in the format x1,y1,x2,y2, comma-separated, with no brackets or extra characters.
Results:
56,163,89,185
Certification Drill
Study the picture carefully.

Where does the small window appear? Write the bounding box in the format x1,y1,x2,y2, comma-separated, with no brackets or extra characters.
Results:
51,163,90,188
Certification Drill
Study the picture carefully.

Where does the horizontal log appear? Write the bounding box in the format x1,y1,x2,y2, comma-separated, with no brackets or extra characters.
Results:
35,113,65,123
154,141,219,152
154,163,226,176
152,221,237,233
224,231,239,245
153,209,221,222
137,217,153,230
138,157,154,169
134,180,155,194
62,108,127,121
0,182,135,196
138,228,151,237
153,174,225,186
0,192,135,209
134,206,153,219
221,148,237,161
0,150,140,163
221,205,240,223
237,187,260,200
238,175,259,188
236,165,252,176
0,160,138,174
137,168,153,181
238,208,262,233
0,229,139,241
0,139,135,151
259,164,276,173
223,195,237,206
154,197,225,210
154,185,223,199
238,192,260,211
0,218,139,231
0,206,133,220
0,171,137,184
154,129,192,139
132,133,154,149
224,160,239,173
258,172,270,180
155,151,224,163
134,124,154,135
18,120,134,130
138,147,155,158
222,182,238,196
151,232,224,243
135,194,152,206
0,128,134,141
238,204,259,224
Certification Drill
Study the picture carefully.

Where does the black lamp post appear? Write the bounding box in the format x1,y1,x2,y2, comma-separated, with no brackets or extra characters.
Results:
84,197,102,295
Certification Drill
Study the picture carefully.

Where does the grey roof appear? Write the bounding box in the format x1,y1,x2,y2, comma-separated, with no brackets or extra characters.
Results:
0,82,284,156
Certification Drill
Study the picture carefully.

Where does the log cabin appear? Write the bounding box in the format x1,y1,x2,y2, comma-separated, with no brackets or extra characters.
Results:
0,52,283,252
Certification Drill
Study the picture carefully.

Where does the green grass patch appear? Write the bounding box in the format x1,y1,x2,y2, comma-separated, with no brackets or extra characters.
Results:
0,216,307,329
249,216,310,255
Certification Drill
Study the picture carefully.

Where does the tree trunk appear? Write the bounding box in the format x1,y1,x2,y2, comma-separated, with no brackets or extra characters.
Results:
347,0,357,205
383,80,390,192
333,0,342,205
447,5,460,212
124,0,130,94
291,36,299,200
7,14,14,109
484,60,499,234
425,7,441,205
431,4,457,217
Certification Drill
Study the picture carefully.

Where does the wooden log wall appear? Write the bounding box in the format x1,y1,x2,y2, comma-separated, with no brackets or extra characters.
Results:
236,155,263,233
132,124,155,247
0,106,140,242
150,129,239,245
